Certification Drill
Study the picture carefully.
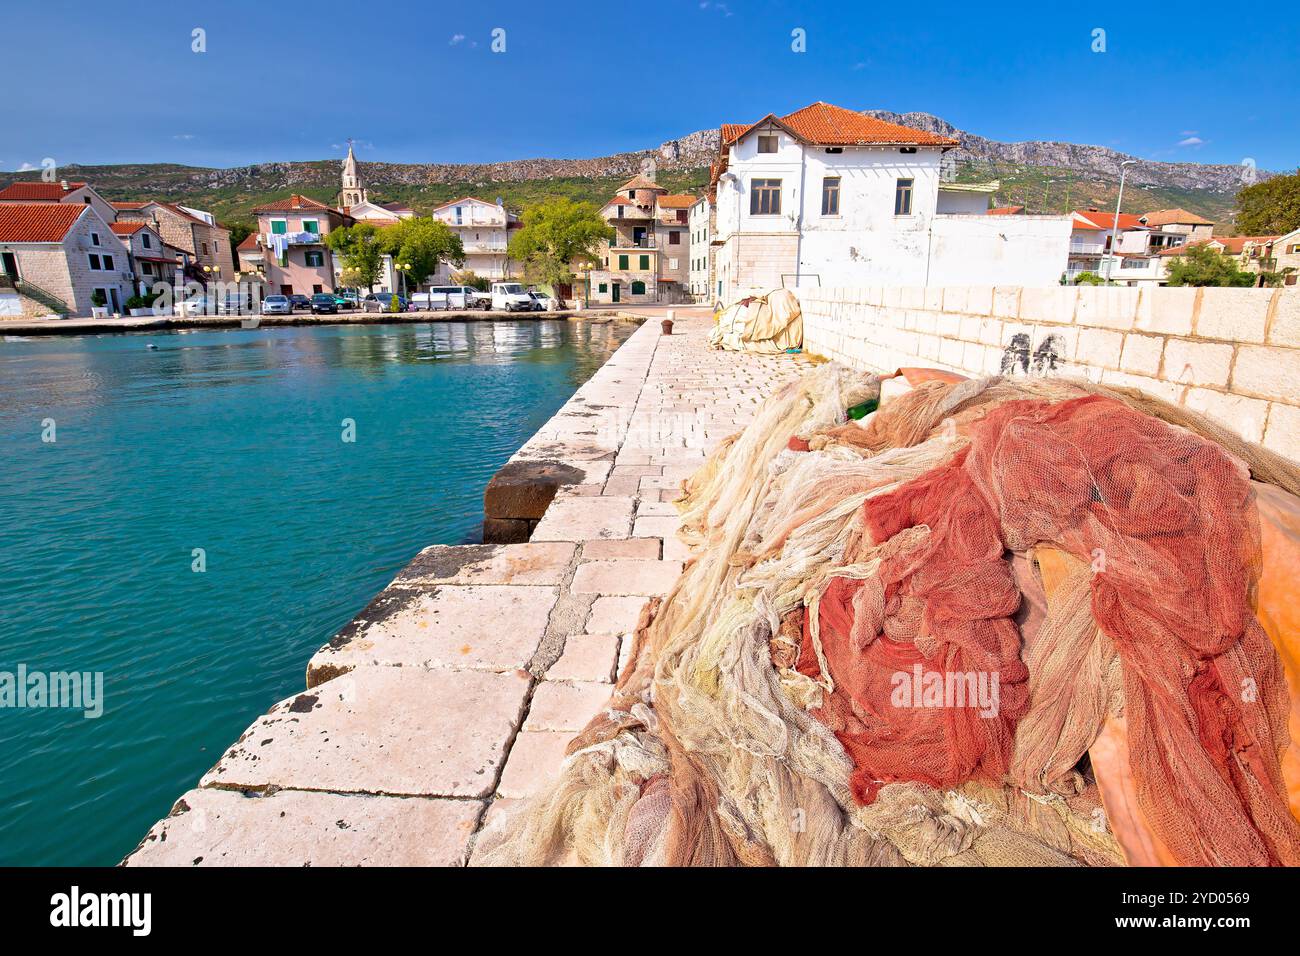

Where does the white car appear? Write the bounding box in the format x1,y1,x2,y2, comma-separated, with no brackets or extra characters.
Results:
490,282,534,313
528,291,558,312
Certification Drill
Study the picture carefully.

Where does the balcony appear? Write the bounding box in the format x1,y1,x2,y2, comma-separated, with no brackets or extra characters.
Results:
609,236,656,249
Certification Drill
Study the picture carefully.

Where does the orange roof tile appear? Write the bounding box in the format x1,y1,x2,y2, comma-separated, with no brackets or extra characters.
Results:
0,181,88,201
1140,208,1214,227
656,194,696,209
723,102,959,148
110,221,145,235
987,205,1025,216
1072,210,1147,231
252,194,334,213
616,175,664,192
236,233,263,251
0,202,86,242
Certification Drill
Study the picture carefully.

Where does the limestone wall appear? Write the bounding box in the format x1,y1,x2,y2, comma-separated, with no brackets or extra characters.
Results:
795,285,1300,462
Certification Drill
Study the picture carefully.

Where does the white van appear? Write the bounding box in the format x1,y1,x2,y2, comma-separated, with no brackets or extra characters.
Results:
490,282,533,313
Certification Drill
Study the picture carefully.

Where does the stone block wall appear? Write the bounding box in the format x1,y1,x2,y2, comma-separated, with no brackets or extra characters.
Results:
796,285,1300,462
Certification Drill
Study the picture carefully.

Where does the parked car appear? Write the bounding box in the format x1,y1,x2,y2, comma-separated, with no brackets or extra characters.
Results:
177,294,225,316
490,282,534,313
288,294,312,312
528,291,558,312
310,292,338,314
361,292,410,313
261,294,291,315
334,289,360,310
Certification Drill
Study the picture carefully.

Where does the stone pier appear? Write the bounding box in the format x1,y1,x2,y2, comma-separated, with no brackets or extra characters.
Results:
124,308,805,866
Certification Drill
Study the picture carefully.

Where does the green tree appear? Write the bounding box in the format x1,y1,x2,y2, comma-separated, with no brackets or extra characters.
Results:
508,199,614,305
1235,168,1300,235
325,222,385,291
452,269,489,291
1072,271,1105,286
1164,244,1257,287
380,217,464,290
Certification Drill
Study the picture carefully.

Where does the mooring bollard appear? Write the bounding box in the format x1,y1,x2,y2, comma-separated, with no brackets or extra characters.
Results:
662,309,674,335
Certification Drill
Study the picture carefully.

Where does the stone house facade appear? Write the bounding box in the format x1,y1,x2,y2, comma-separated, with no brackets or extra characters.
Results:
112,201,235,282
0,203,132,316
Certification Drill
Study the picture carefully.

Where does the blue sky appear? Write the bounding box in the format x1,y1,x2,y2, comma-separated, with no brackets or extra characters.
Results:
3,0,1296,172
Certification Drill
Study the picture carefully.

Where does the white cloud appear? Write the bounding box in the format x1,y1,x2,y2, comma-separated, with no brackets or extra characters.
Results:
1177,136,1204,147
172,133,196,141
449,33,465,45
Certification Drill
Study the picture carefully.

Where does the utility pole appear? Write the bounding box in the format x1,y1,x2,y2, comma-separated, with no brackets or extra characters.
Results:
1105,160,1137,283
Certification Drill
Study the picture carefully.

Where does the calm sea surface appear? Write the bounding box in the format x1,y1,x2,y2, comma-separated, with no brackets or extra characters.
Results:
0,320,634,865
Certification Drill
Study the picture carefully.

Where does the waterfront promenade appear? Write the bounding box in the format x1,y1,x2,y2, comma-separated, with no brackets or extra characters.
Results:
124,308,805,866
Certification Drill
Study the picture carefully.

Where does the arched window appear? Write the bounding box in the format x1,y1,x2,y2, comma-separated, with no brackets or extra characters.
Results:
631,280,646,295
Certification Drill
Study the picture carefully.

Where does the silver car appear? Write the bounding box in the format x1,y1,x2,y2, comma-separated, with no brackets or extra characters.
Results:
261,294,291,315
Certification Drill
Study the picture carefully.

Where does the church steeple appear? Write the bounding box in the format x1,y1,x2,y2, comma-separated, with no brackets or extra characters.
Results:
340,139,366,209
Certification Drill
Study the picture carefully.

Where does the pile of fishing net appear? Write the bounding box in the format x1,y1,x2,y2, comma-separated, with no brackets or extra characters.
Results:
707,288,803,353
475,363,1300,867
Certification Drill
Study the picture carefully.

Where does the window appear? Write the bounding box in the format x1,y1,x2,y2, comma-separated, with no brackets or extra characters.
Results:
894,178,914,216
142,263,153,276
669,231,681,245
305,251,324,267
750,179,782,216
91,232,100,246
631,280,646,294
757,134,778,154
639,254,650,270
271,220,287,235
824,147,843,155
303,219,320,234
822,177,841,216
618,254,629,270
598,282,608,293
616,206,624,219
627,190,635,200
88,253,101,270
669,258,678,270
201,242,209,255
1290,244,1300,255
102,255,114,271
142,234,151,249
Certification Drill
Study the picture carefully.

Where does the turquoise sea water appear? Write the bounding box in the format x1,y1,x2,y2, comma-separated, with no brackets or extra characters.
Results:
0,320,634,866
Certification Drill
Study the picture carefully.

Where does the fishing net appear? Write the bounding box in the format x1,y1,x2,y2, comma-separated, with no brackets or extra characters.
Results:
474,363,1300,867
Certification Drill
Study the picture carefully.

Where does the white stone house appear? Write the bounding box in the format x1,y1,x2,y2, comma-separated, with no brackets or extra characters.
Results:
709,102,1073,302
428,197,517,284
688,196,714,302
110,221,189,296
0,203,133,316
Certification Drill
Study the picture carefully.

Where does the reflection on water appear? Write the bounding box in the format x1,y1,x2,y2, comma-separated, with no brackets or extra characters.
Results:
0,320,634,866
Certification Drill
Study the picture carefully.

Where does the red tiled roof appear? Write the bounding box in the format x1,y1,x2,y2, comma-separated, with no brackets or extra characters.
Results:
110,221,145,235
0,181,87,201
111,201,150,210
1072,210,1147,231
656,194,696,209
251,193,333,213
0,202,86,242
1140,208,1213,227
617,175,664,192
723,102,959,148
987,205,1025,216
236,233,262,251
605,196,633,206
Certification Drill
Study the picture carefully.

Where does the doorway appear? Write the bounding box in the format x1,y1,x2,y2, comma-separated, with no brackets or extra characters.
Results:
612,282,621,303
1,252,18,281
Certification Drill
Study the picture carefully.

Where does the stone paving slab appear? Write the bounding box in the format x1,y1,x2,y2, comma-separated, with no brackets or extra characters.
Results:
524,680,613,733
545,633,621,683
125,788,482,867
307,584,557,683
531,495,636,541
571,559,683,596
394,542,574,586
200,668,530,799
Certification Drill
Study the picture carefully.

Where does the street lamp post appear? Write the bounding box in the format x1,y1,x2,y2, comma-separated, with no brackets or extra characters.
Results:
1105,160,1137,283
395,262,410,306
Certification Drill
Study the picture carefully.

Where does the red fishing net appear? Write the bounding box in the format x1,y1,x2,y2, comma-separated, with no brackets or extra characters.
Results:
802,394,1300,865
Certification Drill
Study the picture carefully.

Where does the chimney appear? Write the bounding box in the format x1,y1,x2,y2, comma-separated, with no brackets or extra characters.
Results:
61,179,69,191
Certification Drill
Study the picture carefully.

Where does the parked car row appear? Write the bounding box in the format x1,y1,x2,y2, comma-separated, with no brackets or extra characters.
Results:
260,284,561,316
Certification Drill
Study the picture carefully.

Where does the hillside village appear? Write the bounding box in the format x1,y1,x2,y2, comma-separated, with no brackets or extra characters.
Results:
1,102,1296,319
